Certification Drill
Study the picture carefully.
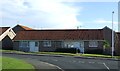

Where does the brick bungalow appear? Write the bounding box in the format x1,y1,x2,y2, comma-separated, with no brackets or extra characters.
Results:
13,26,116,54
0,27,16,50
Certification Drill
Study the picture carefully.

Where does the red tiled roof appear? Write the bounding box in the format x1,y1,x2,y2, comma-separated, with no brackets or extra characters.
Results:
18,24,33,30
13,24,33,30
0,27,10,35
14,29,104,40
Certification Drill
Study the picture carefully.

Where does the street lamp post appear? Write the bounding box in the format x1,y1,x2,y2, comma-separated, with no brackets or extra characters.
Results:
112,11,114,57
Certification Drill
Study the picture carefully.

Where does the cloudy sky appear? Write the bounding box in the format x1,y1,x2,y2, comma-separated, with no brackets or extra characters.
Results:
0,0,119,31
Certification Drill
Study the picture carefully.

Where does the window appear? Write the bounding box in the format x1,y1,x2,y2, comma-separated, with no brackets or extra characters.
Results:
64,43,74,48
80,42,84,48
43,41,51,47
89,41,98,47
35,42,39,47
19,41,29,47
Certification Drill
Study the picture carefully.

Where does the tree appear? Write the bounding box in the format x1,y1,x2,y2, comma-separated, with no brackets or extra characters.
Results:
103,40,110,53
115,33,119,55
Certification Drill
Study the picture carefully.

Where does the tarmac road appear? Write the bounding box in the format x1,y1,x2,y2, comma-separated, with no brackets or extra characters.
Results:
2,53,120,71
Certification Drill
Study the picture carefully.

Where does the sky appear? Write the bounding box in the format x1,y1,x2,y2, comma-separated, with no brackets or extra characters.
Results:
0,0,119,31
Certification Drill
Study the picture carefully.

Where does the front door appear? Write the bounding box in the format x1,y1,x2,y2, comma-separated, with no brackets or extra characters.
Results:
79,41,84,53
73,41,84,53
29,41,39,52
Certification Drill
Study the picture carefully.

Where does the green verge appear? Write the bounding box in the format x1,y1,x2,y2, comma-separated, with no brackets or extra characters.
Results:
38,52,116,58
1,49,120,59
0,56,35,71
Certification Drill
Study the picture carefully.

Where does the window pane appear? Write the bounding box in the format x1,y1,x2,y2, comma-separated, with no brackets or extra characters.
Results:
19,41,29,47
89,41,98,47
43,41,51,47
35,42,38,47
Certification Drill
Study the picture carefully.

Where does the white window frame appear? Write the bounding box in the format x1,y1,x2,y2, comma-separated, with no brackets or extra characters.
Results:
19,41,29,47
64,42,75,48
43,40,51,47
35,42,39,47
89,41,98,47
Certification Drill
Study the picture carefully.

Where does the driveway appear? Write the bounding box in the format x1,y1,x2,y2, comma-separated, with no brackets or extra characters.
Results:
2,53,120,71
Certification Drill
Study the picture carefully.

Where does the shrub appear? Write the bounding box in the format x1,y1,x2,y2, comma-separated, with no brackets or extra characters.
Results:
85,49,103,54
55,48,80,53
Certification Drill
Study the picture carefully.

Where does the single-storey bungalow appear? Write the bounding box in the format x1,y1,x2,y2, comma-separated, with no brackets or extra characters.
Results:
0,27,16,50
13,26,115,54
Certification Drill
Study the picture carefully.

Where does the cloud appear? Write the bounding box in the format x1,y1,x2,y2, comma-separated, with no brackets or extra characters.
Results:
94,19,118,24
1,0,83,29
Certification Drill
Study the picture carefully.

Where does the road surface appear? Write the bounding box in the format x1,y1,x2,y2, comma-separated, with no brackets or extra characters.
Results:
2,53,120,71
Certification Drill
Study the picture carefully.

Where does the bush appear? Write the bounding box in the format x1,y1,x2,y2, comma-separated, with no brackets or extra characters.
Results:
55,48,80,53
85,49,103,54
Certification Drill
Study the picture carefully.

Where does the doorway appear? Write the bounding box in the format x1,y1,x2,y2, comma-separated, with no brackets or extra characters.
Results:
29,41,39,52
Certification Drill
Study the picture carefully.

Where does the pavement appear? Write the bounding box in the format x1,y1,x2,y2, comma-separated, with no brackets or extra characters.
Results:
2,52,120,71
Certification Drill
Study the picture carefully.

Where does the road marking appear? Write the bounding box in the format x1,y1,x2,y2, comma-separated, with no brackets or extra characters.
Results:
41,61,64,71
43,62,55,66
55,65,64,71
89,62,95,64
98,62,102,64
78,61,84,63
103,63,110,70
53,59,58,61
73,60,76,62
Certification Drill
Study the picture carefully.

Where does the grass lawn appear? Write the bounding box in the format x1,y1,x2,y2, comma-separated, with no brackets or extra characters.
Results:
0,56,35,71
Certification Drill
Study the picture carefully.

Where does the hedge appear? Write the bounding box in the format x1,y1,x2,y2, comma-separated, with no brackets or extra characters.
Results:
55,48,80,53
